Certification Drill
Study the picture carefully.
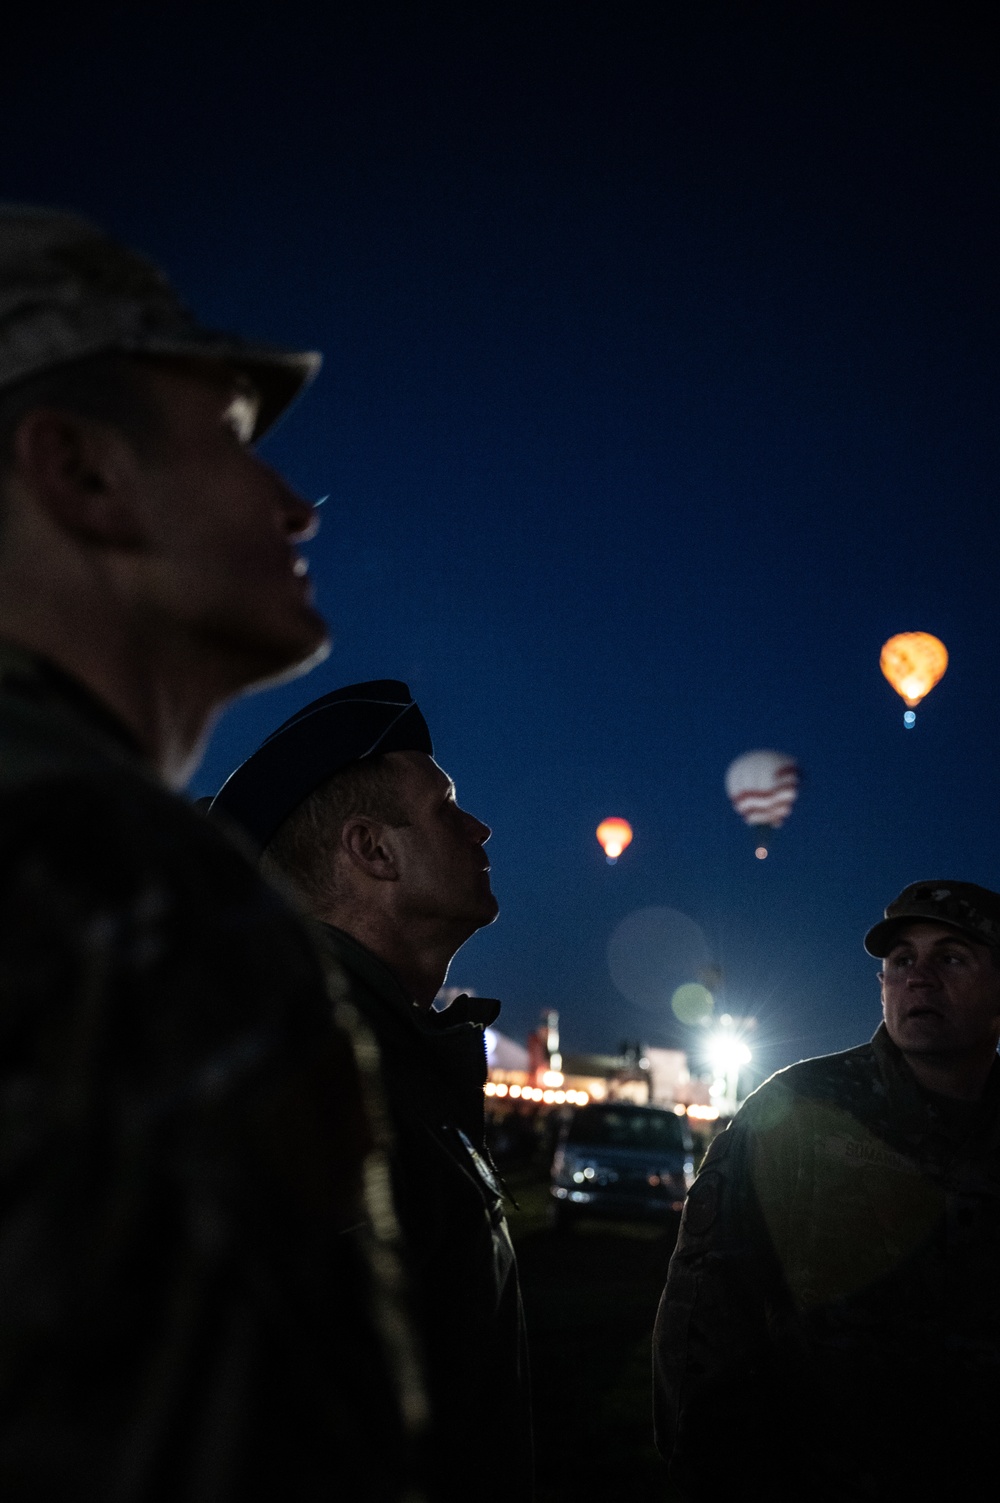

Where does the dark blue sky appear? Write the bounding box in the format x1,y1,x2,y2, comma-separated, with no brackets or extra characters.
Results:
5,3,998,1077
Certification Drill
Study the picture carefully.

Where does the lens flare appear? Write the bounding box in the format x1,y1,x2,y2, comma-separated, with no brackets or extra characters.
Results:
671,983,715,1026
608,907,713,1012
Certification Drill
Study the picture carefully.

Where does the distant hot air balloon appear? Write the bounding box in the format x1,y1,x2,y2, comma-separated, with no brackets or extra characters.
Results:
596,817,633,865
880,632,948,726
725,750,800,858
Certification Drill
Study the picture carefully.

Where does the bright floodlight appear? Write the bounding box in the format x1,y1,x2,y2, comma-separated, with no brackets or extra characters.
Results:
707,1034,752,1073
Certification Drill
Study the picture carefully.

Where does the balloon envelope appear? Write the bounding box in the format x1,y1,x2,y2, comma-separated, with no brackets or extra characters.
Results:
725,750,800,829
596,817,633,859
880,632,948,708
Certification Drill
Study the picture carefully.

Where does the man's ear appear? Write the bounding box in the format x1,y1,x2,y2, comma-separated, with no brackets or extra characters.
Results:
11,408,148,547
340,817,401,882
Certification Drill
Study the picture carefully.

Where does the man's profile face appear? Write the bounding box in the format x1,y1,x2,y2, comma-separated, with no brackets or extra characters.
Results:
386,750,499,935
132,361,328,690
880,919,1000,1061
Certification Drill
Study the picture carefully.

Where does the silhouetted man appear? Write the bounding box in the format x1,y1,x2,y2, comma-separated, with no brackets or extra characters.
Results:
654,880,1000,1501
211,680,533,1503
0,209,416,1500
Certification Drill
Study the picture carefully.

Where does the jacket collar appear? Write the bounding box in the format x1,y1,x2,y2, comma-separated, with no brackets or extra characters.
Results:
321,923,501,1035
0,639,144,762
871,1021,1000,1152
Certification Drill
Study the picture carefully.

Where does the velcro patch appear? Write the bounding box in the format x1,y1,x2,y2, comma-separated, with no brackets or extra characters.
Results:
821,1134,920,1176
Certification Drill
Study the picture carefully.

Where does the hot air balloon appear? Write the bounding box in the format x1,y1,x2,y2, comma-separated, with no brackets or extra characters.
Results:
596,817,633,865
880,632,948,727
725,750,800,858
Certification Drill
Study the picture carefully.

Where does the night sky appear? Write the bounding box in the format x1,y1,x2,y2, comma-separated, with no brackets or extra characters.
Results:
5,3,998,1081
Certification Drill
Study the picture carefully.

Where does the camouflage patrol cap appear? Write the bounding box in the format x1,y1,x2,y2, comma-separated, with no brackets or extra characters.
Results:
0,205,320,440
864,880,1000,957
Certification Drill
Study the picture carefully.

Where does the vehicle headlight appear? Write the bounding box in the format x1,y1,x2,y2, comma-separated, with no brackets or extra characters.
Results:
554,1150,595,1183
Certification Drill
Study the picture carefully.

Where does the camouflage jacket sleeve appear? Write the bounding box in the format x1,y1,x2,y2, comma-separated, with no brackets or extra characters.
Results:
0,779,414,1502
652,1100,795,1494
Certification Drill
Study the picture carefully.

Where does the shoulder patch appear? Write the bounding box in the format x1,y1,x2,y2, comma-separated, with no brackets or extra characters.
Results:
746,1082,796,1133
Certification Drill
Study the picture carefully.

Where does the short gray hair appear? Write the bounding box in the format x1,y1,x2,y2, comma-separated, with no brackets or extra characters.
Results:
261,754,411,913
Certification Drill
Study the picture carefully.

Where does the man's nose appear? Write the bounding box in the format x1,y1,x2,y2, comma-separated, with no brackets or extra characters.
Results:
905,956,937,983
276,474,320,541
466,812,492,844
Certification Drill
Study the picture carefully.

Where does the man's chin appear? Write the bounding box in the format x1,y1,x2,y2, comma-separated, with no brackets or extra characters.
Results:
257,632,331,689
233,616,331,696
456,895,500,935
893,1020,957,1057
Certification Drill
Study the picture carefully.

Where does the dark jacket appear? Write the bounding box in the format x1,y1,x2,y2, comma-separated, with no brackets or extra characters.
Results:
0,644,415,1502
322,925,533,1502
654,1024,1000,1501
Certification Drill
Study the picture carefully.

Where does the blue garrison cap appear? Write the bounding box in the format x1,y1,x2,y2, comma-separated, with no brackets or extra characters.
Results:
208,680,432,850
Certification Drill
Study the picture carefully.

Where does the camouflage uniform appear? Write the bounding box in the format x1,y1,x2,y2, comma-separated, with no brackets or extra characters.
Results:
0,643,420,1501
321,926,533,1503
654,1023,1000,1500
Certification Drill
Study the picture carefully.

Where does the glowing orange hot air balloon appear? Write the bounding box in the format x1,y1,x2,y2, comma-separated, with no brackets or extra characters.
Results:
596,817,633,865
880,632,948,726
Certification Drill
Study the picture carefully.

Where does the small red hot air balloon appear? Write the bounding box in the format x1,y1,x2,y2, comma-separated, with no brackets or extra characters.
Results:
596,817,633,865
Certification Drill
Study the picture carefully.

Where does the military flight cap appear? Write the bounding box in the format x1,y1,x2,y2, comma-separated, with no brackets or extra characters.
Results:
864,880,1000,957
0,204,320,440
209,680,433,850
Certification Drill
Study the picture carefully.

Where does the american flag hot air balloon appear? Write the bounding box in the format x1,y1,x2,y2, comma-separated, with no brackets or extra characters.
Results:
725,750,800,858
